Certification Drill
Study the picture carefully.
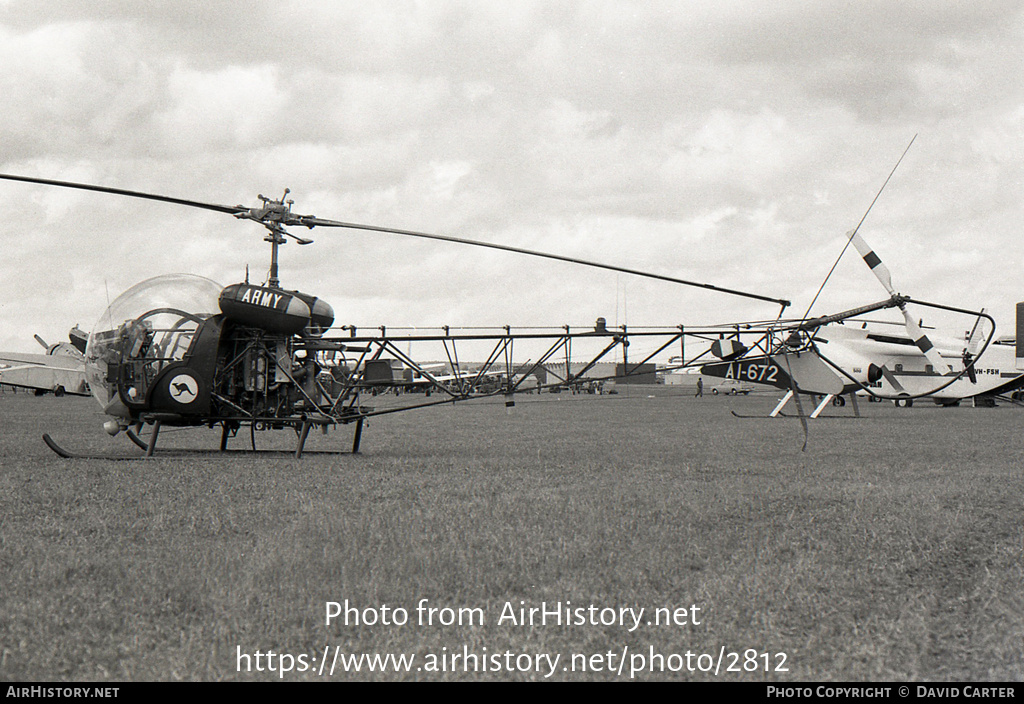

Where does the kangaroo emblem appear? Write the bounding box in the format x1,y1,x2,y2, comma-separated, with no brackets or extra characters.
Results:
168,374,198,403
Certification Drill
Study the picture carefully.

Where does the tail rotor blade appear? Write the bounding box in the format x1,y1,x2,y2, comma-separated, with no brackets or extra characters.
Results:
961,311,984,383
965,310,986,356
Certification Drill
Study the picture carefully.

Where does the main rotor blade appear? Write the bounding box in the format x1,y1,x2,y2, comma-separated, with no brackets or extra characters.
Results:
901,308,946,371
0,172,247,216
299,217,791,307
848,230,895,295
878,365,906,394
0,171,789,307
847,228,944,369
776,352,809,451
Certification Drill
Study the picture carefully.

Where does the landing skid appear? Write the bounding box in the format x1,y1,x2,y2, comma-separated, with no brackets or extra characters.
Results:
731,390,862,420
777,411,863,420
730,409,864,419
42,421,367,460
45,409,367,459
126,426,149,451
43,433,146,460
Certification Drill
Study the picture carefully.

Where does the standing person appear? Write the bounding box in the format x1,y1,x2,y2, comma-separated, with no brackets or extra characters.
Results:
695,377,704,398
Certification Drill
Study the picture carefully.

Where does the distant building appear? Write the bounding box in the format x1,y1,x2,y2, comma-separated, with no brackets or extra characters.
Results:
663,371,697,386
615,363,657,385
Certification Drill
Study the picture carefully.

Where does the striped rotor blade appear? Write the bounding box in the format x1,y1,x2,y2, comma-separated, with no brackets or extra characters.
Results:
902,307,945,370
878,365,906,394
848,230,895,295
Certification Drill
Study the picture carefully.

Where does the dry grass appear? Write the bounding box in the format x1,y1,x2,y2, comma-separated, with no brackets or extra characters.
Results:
0,389,1021,681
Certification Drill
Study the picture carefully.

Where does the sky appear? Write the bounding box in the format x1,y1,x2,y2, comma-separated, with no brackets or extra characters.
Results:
0,0,1022,355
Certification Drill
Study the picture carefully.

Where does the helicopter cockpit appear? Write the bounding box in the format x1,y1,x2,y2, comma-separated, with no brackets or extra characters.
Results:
114,306,211,405
85,274,223,418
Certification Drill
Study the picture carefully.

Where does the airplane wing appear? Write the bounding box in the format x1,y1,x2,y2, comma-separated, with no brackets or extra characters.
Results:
0,352,89,396
405,368,501,386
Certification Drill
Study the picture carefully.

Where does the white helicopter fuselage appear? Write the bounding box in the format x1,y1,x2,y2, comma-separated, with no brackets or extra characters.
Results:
812,323,1023,402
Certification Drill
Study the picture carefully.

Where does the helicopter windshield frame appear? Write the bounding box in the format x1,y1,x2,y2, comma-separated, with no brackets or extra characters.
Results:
116,307,210,407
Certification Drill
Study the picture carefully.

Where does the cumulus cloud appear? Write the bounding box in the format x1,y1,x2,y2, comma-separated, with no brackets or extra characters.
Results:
0,0,1021,353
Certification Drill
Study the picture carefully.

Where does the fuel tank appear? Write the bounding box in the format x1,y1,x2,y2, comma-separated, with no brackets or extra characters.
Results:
218,283,336,336
710,338,748,361
219,283,311,335
289,290,335,336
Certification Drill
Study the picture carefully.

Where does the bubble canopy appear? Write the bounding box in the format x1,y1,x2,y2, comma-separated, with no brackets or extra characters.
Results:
84,274,223,413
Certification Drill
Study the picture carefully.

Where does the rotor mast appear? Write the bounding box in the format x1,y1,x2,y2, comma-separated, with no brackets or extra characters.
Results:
265,222,287,289
252,188,313,289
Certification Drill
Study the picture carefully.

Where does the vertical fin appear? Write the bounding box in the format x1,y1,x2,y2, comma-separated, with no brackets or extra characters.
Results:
1016,303,1024,370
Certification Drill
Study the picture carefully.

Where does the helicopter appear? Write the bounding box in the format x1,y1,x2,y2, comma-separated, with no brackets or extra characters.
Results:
699,229,1004,416
0,165,992,458
698,310,1024,413
0,172,792,458
697,139,1001,423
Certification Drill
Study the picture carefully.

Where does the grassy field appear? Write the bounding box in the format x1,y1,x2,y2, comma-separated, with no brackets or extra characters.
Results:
0,388,1021,681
